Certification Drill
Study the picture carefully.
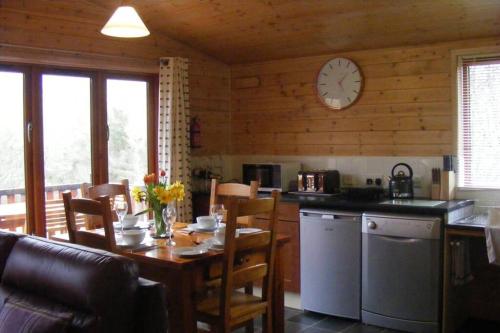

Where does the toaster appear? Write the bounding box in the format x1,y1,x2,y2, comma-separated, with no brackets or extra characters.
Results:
297,170,340,194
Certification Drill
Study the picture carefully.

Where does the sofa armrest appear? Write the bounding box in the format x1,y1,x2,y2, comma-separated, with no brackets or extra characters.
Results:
134,278,168,333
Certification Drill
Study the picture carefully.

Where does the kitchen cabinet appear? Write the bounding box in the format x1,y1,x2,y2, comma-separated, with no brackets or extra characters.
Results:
254,202,300,293
443,227,500,333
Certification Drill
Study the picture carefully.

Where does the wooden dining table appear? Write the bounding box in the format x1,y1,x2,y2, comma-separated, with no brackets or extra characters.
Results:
52,223,290,333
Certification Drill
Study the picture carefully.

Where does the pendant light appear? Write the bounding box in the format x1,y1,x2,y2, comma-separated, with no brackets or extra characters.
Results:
101,5,150,38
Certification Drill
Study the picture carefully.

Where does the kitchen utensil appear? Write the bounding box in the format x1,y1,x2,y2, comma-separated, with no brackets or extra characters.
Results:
431,168,441,200
440,170,456,200
388,163,414,199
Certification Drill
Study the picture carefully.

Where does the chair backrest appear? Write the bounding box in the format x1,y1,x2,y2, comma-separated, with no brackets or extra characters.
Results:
81,179,132,229
209,179,259,226
219,190,280,322
62,191,116,253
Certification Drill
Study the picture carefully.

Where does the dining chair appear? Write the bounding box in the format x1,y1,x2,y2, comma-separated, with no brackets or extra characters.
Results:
209,179,259,227
81,179,132,229
195,190,280,333
62,191,117,253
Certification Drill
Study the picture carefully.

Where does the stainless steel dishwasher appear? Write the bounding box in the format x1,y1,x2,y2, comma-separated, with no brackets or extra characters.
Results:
362,213,442,333
300,209,362,319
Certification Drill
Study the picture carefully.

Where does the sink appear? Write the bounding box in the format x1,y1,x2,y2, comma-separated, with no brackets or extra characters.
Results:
379,199,446,207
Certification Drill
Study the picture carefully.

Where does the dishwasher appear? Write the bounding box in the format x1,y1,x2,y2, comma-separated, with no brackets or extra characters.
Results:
300,209,362,319
362,213,442,333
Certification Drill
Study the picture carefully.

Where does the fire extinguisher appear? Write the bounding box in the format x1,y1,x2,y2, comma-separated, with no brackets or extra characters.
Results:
190,116,201,148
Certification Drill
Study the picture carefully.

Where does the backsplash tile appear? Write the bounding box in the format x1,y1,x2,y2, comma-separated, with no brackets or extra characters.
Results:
228,155,442,197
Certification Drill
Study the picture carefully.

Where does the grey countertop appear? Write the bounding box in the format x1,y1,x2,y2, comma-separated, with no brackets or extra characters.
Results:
276,192,474,217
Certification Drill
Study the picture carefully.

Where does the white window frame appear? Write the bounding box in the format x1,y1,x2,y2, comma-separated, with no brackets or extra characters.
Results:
453,46,500,194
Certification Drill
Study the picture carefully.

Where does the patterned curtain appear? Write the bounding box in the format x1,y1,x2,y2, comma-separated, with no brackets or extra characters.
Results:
158,57,192,223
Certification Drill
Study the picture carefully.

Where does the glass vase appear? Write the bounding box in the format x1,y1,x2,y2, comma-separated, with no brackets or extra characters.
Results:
153,208,167,238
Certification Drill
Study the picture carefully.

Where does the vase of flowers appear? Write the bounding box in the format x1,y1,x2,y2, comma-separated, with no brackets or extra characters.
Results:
131,170,185,238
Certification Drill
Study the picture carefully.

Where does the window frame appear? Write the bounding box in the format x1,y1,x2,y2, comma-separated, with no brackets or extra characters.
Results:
0,62,158,236
453,46,500,191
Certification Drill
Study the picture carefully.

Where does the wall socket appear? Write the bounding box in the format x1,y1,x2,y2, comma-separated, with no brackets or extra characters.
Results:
413,176,422,188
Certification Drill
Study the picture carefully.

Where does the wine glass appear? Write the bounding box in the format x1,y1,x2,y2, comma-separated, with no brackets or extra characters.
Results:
210,204,225,228
113,198,128,234
162,204,176,246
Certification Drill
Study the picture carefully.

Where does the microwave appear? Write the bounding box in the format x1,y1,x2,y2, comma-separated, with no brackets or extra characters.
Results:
242,163,301,192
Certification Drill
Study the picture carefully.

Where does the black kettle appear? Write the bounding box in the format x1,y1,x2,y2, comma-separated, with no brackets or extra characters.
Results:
389,163,414,199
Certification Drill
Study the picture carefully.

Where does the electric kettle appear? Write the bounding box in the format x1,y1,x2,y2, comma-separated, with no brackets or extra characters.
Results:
389,163,414,199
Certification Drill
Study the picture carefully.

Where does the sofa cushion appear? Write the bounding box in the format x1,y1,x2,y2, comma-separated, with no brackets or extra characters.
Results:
0,231,21,278
0,285,98,333
0,297,72,333
2,236,139,333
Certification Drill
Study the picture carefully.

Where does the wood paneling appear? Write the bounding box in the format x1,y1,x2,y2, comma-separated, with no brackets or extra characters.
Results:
0,4,231,156
231,38,500,156
2,1,500,64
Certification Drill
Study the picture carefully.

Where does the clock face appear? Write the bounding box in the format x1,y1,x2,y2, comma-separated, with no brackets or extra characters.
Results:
316,58,363,110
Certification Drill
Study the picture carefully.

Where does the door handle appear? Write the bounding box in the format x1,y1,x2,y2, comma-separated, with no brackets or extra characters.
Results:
26,122,33,143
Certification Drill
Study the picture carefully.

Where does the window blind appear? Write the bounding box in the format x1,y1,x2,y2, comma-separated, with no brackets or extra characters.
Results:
458,55,500,188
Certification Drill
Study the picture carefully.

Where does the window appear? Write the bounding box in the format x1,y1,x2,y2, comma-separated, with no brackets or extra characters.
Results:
107,78,149,186
0,63,157,237
42,74,92,236
458,55,500,188
0,71,27,233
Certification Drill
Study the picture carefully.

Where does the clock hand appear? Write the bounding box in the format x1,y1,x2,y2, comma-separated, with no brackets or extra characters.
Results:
339,73,348,84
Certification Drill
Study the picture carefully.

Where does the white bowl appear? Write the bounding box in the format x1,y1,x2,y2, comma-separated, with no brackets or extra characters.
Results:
196,216,216,229
121,229,146,246
122,214,139,228
214,226,239,245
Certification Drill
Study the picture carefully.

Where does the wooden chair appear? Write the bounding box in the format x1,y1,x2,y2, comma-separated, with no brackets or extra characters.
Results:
209,179,259,227
195,191,280,333
62,191,117,252
81,179,132,229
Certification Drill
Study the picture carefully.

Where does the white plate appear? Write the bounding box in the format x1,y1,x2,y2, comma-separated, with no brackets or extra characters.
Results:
187,223,225,233
113,221,150,231
238,228,262,234
173,247,208,258
209,242,224,251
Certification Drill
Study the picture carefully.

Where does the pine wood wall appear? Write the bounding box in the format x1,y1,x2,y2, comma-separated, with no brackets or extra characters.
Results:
0,3,230,156
231,38,500,156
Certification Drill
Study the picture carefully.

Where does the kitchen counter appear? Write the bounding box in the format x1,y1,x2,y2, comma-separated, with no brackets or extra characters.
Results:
275,192,474,216
446,213,487,232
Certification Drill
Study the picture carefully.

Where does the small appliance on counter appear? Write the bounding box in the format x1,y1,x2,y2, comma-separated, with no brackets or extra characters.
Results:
296,170,340,195
341,186,385,201
388,163,414,199
242,162,301,192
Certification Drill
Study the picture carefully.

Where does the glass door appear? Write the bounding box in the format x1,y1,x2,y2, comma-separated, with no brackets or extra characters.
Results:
42,74,92,238
0,71,28,233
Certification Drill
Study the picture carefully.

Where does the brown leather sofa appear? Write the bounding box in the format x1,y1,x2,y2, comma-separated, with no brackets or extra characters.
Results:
0,231,167,333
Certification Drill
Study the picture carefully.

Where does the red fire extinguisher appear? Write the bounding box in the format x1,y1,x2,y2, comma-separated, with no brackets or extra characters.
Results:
190,116,201,148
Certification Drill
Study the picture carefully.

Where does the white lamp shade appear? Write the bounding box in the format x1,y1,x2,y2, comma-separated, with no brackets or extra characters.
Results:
101,6,150,38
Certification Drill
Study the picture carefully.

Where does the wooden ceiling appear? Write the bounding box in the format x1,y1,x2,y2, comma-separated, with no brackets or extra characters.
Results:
2,0,500,64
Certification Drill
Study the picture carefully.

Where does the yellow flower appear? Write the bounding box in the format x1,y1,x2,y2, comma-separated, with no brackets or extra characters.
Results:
131,186,144,203
168,181,185,201
154,186,173,205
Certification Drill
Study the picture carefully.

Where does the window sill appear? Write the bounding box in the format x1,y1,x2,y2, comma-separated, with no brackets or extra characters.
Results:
457,187,500,191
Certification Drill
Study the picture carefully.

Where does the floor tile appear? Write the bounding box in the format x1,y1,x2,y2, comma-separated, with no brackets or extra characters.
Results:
284,321,310,333
300,326,333,333
312,316,357,332
285,307,303,320
288,311,327,325
344,323,385,333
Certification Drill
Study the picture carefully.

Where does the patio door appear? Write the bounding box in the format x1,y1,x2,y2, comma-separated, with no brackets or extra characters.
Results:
41,73,93,238
0,70,30,234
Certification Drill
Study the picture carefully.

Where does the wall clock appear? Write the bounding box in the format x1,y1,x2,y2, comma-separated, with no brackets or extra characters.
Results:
316,57,363,110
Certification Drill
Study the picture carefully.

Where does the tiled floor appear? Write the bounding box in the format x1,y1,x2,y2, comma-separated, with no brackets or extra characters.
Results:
233,308,404,333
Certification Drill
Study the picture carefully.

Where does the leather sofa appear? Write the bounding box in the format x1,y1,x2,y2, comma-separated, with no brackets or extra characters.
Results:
0,231,167,333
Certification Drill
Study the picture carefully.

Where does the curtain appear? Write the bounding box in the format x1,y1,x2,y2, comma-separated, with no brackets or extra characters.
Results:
158,57,192,223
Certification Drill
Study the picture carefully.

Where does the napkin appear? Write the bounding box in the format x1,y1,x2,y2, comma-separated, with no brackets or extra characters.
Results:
485,208,500,265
